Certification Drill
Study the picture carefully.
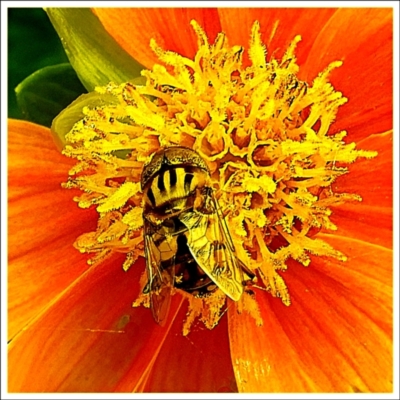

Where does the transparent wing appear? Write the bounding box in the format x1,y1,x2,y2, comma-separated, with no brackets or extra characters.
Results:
143,222,175,326
179,194,244,301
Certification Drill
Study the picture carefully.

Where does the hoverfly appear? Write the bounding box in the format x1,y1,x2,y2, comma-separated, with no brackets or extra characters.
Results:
141,146,254,325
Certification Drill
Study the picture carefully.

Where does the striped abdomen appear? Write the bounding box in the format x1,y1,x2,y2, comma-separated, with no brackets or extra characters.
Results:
143,166,208,210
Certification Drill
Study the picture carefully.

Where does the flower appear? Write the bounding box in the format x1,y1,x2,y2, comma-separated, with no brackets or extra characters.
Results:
8,8,393,393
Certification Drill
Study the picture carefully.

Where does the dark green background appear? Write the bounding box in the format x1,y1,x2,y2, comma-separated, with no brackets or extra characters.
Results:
8,8,68,119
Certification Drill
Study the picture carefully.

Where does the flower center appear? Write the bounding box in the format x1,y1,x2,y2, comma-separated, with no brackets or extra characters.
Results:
62,20,377,333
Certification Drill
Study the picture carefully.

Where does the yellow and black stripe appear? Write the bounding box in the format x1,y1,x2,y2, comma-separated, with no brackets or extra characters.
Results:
145,167,206,208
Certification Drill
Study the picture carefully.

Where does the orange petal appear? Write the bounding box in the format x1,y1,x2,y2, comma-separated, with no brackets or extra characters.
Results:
336,130,393,202
329,130,393,249
8,255,184,392
94,8,222,68
329,203,392,250
8,119,73,198
8,119,98,340
229,235,392,392
142,304,237,392
303,8,393,141
218,8,336,66
313,233,392,335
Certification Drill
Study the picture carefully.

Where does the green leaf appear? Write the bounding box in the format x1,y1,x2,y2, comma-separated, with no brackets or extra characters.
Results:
51,76,146,151
8,8,69,119
51,90,119,151
15,63,87,128
45,8,144,91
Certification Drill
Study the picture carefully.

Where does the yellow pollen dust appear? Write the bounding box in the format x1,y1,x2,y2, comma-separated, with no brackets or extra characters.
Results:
62,20,377,332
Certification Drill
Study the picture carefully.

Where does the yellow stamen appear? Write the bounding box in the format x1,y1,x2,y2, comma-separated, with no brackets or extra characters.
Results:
62,20,377,332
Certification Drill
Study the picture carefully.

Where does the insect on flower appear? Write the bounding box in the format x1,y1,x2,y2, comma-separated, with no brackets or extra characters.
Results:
141,146,256,325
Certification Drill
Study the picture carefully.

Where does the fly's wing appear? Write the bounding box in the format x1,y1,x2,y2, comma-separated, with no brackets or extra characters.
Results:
179,194,244,301
143,221,175,326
